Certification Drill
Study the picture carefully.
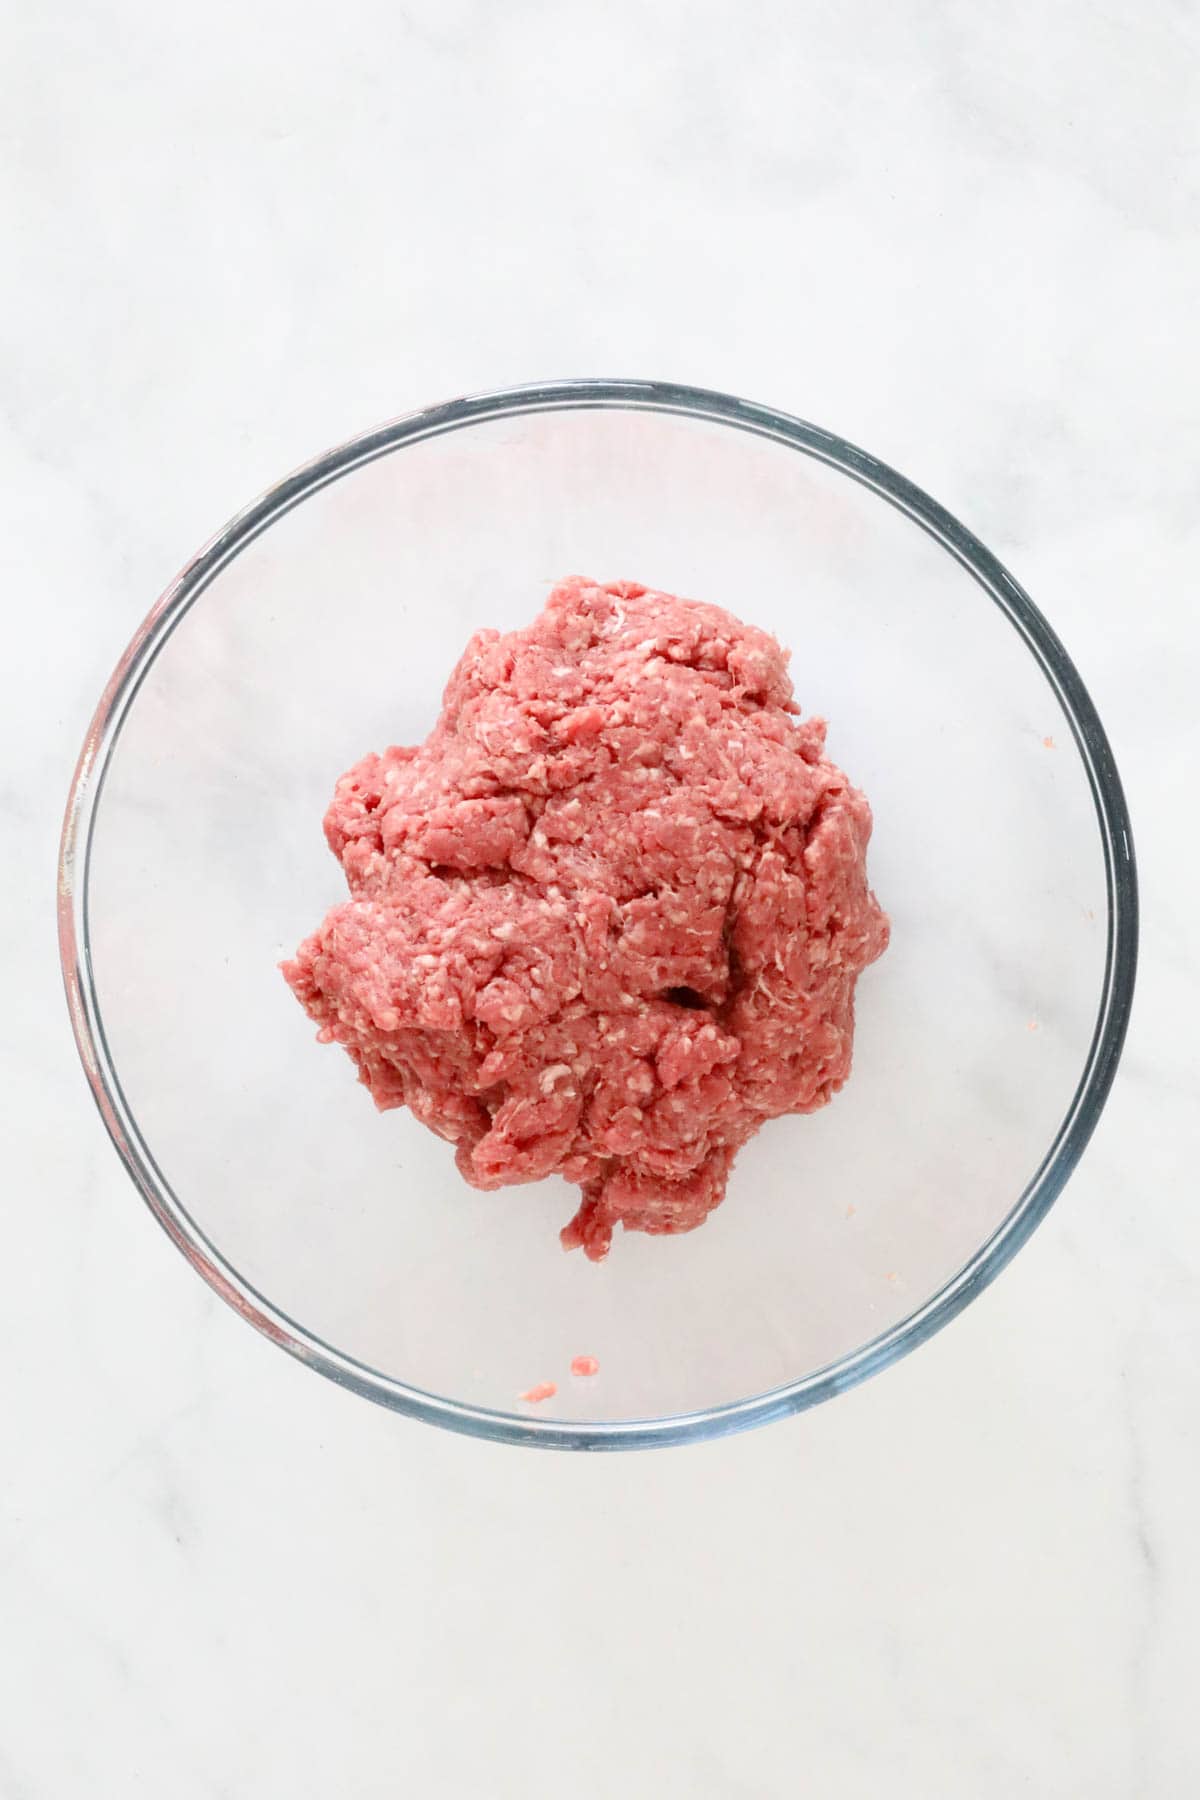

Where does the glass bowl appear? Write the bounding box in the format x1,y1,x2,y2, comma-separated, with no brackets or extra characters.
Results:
58,380,1137,1449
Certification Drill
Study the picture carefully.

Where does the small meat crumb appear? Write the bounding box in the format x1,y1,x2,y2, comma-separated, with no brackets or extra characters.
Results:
1042,735,1056,749
570,1355,600,1378
518,1381,557,1404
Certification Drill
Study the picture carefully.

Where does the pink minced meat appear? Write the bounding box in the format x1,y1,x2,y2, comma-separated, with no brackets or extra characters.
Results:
283,577,889,1260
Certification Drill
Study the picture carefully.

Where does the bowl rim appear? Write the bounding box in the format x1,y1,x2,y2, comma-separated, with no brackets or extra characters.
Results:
57,377,1139,1450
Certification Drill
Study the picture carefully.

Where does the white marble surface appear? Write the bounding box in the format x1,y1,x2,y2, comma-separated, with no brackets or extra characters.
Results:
4,3,1198,1794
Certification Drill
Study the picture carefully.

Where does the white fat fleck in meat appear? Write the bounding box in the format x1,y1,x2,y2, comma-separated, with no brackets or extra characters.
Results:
539,1063,574,1094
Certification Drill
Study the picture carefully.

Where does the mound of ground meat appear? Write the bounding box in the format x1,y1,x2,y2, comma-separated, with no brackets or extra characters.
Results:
283,577,888,1260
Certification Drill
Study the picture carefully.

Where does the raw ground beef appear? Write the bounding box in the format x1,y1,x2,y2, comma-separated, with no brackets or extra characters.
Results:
283,577,889,1260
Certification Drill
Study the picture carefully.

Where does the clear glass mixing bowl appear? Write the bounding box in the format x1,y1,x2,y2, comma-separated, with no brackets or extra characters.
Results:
59,381,1137,1448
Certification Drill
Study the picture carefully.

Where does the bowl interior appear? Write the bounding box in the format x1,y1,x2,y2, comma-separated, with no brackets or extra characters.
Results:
84,401,1109,1431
